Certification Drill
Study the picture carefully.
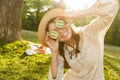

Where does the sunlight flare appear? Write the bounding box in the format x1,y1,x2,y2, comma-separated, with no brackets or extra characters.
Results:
54,0,97,11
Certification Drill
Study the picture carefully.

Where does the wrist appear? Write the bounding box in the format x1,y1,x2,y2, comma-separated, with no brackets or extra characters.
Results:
52,51,59,56
52,50,59,54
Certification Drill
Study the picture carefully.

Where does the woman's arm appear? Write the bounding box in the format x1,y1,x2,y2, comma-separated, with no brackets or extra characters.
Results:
65,0,119,35
45,33,59,79
48,55,64,80
45,32,64,79
67,0,119,19
51,52,58,79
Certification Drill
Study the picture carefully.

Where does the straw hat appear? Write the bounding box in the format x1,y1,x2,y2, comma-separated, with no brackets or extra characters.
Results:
38,8,66,46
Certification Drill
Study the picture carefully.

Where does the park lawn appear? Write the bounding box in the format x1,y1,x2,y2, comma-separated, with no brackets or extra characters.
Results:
21,30,39,43
0,30,119,80
0,41,51,80
104,45,120,80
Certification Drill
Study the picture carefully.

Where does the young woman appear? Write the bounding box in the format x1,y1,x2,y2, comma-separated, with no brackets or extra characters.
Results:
38,0,119,80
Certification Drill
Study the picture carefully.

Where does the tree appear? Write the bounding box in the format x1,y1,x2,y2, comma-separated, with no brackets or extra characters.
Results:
22,0,52,31
0,0,23,43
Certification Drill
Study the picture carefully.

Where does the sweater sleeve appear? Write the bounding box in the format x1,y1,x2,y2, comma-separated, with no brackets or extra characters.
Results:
84,0,119,36
48,55,64,80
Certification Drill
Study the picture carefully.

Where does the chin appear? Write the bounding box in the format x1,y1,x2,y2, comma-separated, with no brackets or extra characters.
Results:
59,26,72,42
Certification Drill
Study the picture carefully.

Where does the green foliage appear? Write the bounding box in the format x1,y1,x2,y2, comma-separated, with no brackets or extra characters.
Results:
22,0,52,31
0,41,29,54
0,41,51,80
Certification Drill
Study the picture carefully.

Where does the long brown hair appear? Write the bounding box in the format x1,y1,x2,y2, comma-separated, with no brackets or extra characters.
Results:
59,28,80,68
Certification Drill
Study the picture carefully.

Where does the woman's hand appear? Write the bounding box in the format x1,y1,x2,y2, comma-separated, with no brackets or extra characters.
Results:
45,32,60,54
45,32,62,79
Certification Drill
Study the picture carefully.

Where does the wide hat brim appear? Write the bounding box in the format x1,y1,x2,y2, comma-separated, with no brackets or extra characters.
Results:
38,8,65,46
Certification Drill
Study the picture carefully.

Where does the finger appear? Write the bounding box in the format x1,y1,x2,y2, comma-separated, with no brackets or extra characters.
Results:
56,35,61,42
45,32,56,45
45,32,51,39
56,30,65,42
45,32,50,43
65,24,71,27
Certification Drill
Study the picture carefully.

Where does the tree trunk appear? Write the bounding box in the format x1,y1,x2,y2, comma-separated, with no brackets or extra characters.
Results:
0,0,23,43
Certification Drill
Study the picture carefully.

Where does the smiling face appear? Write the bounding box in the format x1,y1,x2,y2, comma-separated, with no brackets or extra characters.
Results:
46,18,72,42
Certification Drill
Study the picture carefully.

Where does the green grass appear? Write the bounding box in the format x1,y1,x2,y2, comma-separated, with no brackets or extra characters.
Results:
104,45,120,80
0,30,119,80
0,41,51,80
22,30,39,43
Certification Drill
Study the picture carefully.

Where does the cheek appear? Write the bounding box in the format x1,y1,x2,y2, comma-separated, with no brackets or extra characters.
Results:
59,28,72,41
48,23,56,31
